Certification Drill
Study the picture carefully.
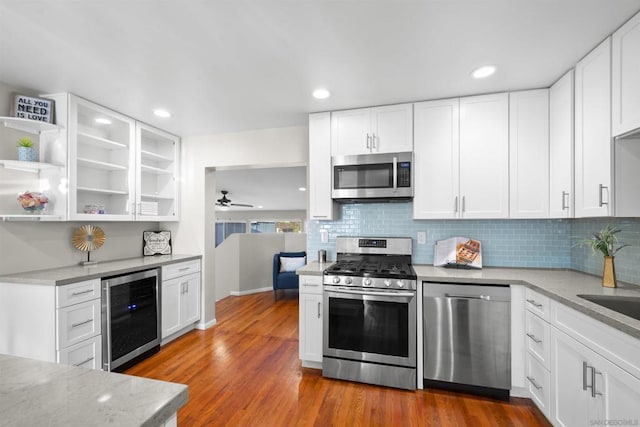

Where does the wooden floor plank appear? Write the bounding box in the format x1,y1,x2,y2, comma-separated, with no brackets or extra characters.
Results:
126,291,551,426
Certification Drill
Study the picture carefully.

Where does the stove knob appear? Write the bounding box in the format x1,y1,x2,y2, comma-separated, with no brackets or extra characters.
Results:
384,280,391,287
345,277,353,285
363,278,372,286
332,276,341,284
397,280,405,288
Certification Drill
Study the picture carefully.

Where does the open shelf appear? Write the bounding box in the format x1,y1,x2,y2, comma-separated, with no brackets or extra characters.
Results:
77,186,129,195
77,131,127,150
77,157,127,171
141,150,173,162
141,193,175,200
141,164,173,175
1,214,64,221
0,159,63,173
1,116,64,134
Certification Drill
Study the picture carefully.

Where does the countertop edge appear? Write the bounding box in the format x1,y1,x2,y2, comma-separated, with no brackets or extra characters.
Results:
141,384,189,427
0,254,202,286
298,262,640,340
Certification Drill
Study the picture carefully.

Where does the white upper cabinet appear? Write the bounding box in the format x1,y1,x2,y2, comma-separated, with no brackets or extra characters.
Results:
575,38,612,218
612,10,640,137
413,98,460,219
549,70,575,218
65,93,180,221
509,89,550,218
331,104,412,156
308,112,335,220
459,93,510,219
68,94,136,221
136,123,180,221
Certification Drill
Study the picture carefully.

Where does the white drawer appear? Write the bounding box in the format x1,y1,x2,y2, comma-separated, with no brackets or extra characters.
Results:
525,287,550,322
299,275,323,295
57,299,101,350
162,259,201,280
525,310,551,370
58,334,102,370
526,354,551,418
56,279,101,308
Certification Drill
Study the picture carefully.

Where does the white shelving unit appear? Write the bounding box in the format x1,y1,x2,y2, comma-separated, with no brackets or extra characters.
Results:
0,115,67,221
136,122,179,221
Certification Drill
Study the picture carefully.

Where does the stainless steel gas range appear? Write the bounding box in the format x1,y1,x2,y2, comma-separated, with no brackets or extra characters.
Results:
322,236,417,390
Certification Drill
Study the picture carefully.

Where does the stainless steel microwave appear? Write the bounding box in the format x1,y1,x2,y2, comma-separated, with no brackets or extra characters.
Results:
332,152,413,202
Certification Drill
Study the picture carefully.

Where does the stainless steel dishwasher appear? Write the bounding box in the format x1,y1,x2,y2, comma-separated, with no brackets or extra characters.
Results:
423,282,511,399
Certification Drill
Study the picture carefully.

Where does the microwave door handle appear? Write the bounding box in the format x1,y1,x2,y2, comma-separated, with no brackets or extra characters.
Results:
393,156,398,193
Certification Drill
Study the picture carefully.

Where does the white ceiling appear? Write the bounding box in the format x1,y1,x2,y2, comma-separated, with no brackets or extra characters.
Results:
1,1,639,137
215,166,307,211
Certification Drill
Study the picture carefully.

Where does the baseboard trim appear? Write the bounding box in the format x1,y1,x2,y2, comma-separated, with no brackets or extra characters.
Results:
230,286,273,296
196,318,217,330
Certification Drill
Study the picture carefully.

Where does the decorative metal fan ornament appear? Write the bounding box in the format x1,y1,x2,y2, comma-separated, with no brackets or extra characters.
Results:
72,225,106,265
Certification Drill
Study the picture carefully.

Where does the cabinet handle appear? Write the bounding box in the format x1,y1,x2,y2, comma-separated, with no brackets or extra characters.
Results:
598,184,608,207
71,318,93,328
526,299,543,309
313,215,328,219
591,368,603,398
526,333,542,344
392,156,398,193
71,289,93,296
181,282,188,294
366,133,371,149
73,356,95,367
454,196,459,213
583,361,594,392
317,302,321,319
526,376,543,390
461,196,466,213
561,191,569,210
179,267,190,272
371,133,377,149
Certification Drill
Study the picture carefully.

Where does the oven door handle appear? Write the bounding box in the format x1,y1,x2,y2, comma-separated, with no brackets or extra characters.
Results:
327,288,415,299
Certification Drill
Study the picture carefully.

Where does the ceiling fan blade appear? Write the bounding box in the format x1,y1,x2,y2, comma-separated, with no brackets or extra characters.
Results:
230,203,254,207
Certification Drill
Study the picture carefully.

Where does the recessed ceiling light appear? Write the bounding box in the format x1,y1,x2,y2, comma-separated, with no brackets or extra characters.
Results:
299,187,307,191
95,118,111,125
471,65,496,79
153,109,171,118
312,88,330,99
257,205,264,209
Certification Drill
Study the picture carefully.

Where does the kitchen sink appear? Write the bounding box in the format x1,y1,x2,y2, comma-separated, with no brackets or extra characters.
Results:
577,294,640,321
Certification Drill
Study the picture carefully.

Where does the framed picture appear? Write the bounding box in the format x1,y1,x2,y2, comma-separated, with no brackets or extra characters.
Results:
143,231,172,256
12,94,54,123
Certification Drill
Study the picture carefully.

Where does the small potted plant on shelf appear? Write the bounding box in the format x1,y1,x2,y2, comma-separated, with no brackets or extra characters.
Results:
16,137,37,162
575,223,629,288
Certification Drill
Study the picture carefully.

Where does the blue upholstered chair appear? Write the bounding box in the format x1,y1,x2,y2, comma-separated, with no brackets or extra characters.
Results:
273,251,306,299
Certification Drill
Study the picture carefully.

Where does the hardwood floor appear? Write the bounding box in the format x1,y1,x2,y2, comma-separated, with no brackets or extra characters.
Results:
126,291,550,426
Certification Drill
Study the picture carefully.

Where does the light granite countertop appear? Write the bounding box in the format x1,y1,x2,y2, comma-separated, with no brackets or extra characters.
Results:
0,254,201,286
0,353,187,427
297,262,640,340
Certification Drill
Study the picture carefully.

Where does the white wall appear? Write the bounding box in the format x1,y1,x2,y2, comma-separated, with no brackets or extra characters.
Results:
163,126,308,327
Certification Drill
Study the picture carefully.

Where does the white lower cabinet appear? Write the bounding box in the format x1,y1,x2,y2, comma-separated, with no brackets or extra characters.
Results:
57,335,102,369
551,327,640,426
161,260,201,343
298,275,323,366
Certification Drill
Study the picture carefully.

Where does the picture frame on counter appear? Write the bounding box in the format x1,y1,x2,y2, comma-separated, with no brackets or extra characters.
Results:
12,94,54,123
143,231,172,256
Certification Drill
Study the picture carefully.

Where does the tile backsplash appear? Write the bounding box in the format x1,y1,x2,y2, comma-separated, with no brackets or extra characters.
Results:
306,202,640,285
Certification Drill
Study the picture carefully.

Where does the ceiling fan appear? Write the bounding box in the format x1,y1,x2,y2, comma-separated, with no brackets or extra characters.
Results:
215,190,254,208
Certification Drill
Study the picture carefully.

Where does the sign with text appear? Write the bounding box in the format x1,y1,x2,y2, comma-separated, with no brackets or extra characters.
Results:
12,94,54,123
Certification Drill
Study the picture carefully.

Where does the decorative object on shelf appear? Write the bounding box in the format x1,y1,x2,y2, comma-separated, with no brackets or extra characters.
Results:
143,231,171,256
16,137,37,162
12,94,54,123
83,204,105,214
575,223,629,288
72,225,106,266
17,191,48,213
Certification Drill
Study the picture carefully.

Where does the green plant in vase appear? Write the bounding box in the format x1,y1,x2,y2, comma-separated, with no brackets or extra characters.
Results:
16,136,37,162
575,223,629,287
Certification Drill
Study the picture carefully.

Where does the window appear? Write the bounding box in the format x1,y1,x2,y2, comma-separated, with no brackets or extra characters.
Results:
215,221,246,247
250,220,302,233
